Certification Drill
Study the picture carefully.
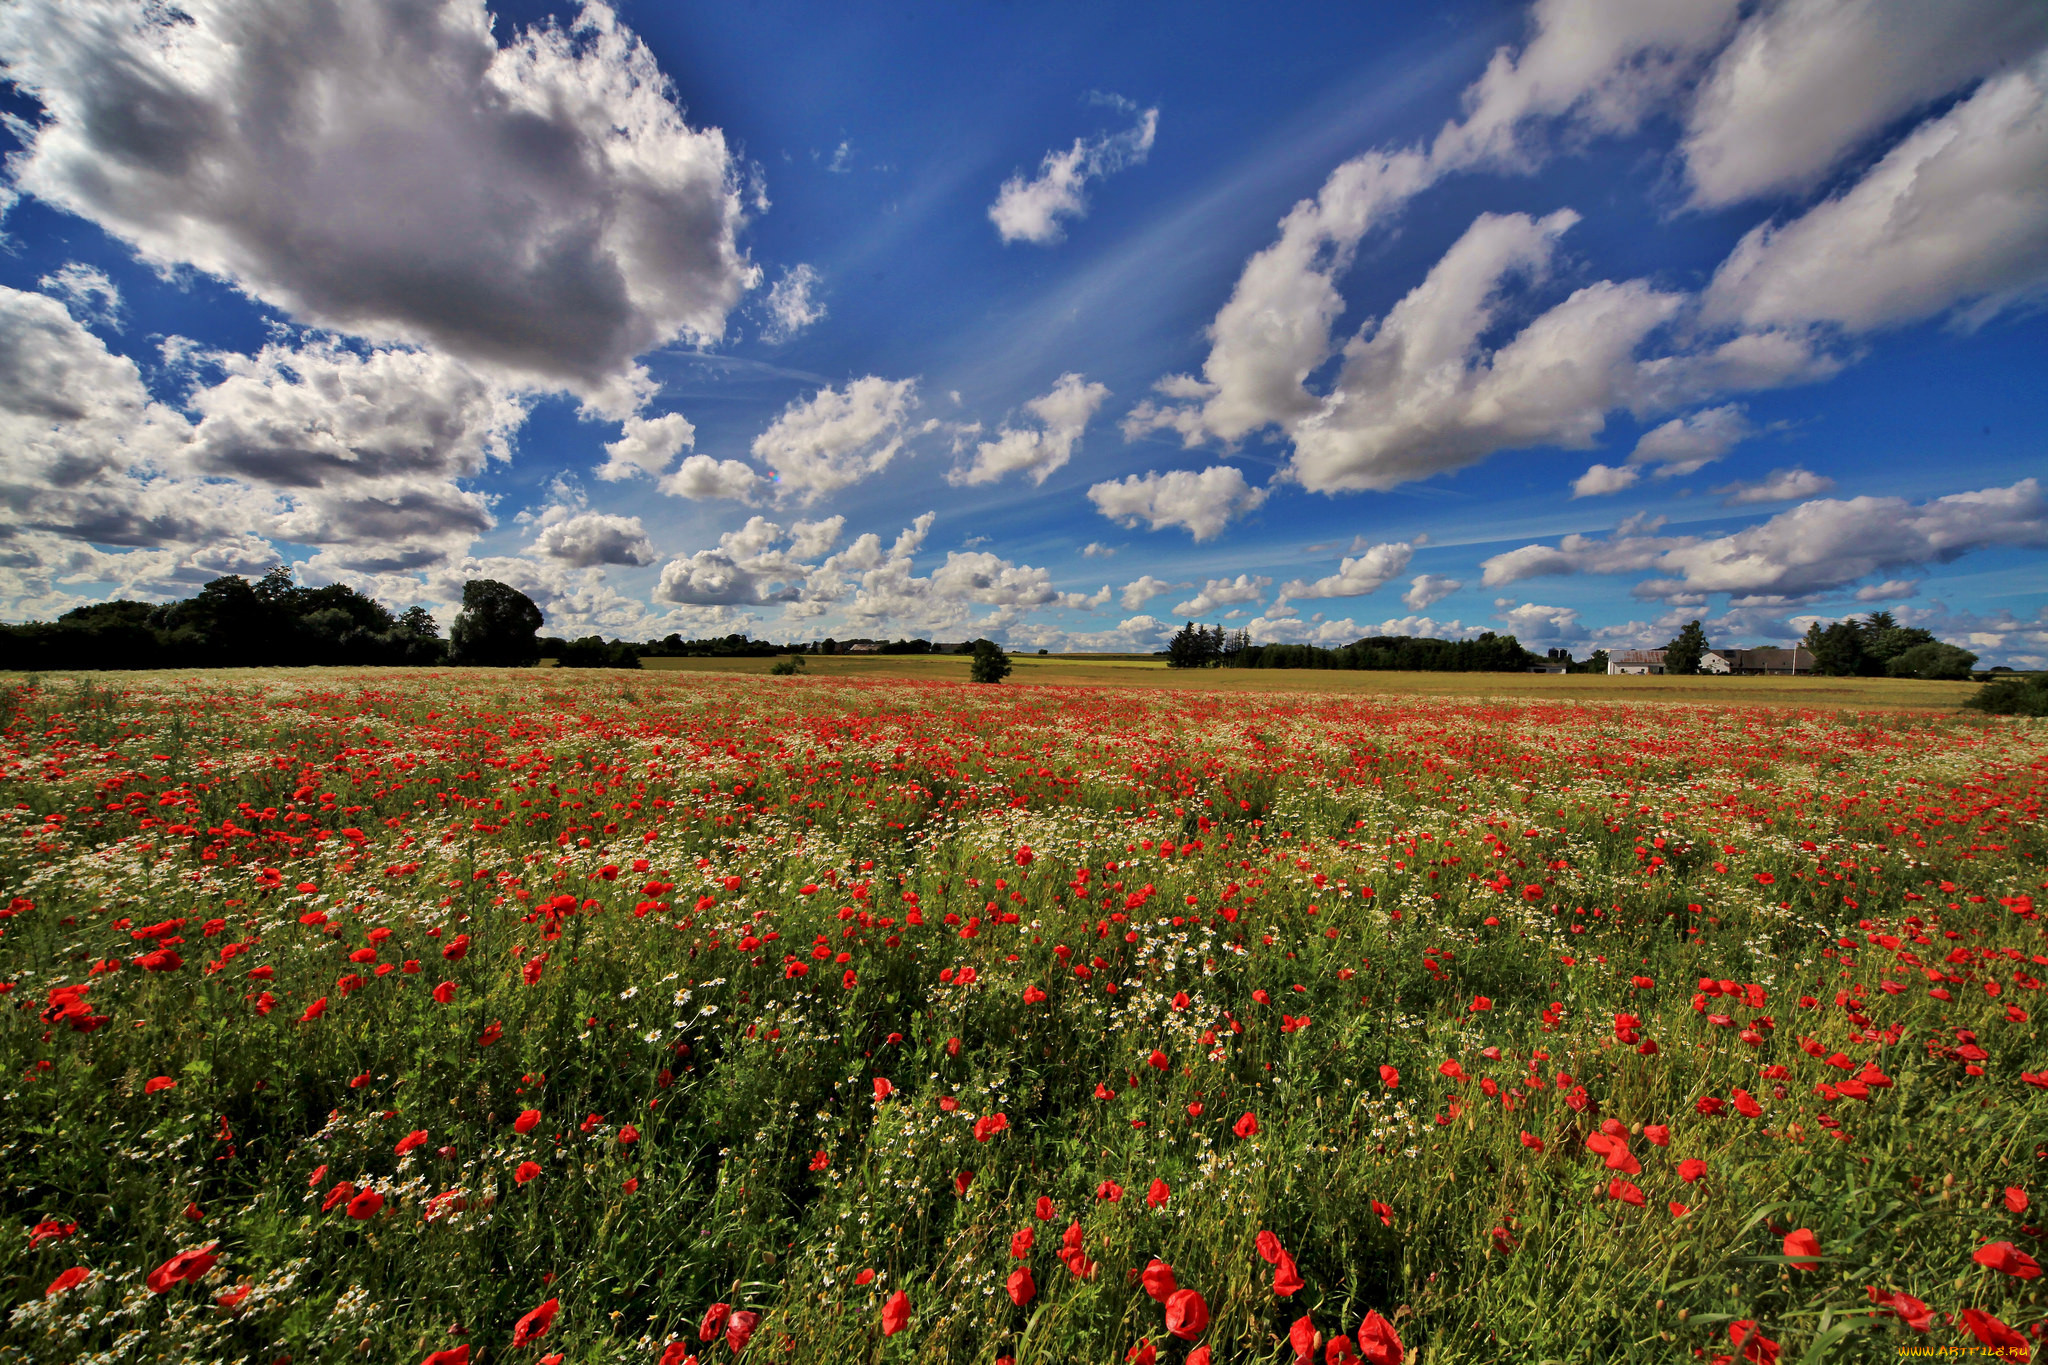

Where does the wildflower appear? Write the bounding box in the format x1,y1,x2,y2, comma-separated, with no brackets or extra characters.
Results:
1165,1287,1209,1340
880,1290,910,1336
146,1245,219,1294
46,1266,90,1298
1356,1310,1402,1365
1273,1249,1304,1296
1007,1266,1035,1307
1973,1241,2041,1279
1782,1228,1821,1269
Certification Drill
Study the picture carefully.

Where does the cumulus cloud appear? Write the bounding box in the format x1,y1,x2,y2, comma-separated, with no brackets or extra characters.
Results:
1171,574,1270,618
1681,0,2047,207
1629,404,1753,475
951,373,1110,486
788,516,844,559
1278,541,1413,601
761,264,825,343
1854,578,1920,603
1081,542,1116,558
0,1,759,401
599,412,696,481
1065,614,1173,652
1402,574,1463,611
659,454,762,501
1713,467,1835,505
1087,465,1267,541
1897,600,2048,668
1703,53,2048,333
989,101,1157,246
1572,463,1639,498
1244,612,1480,646
1485,480,2048,600
37,263,121,328
1118,575,1176,610
531,508,655,568
751,376,919,501
1493,599,1583,642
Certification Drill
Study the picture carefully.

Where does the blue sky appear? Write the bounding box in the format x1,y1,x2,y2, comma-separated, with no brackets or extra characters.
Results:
3,0,2046,663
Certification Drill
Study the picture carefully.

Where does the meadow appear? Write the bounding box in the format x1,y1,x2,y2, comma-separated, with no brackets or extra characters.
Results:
0,667,2043,1365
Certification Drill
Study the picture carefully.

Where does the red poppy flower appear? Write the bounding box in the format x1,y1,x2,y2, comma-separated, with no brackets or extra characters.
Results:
1355,1310,1402,1365
1695,1096,1726,1116
1096,1180,1122,1202
46,1266,90,1298
1256,1230,1283,1264
514,1109,542,1134
726,1309,759,1352
1010,1226,1034,1258
346,1189,384,1219
1667,1202,1689,1217
2004,1186,2028,1214
396,1130,430,1156
1972,1241,2041,1279
1378,1065,1399,1089
619,1124,639,1145
955,1170,974,1196
145,1244,218,1294
1437,1059,1466,1082
1127,1341,1156,1365
1519,1132,1544,1152
510,1298,559,1347
1289,1314,1317,1363
1608,1178,1645,1207
873,1078,894,1101
216,1283,251,1308
1781,1228,1821,1268
1642,1124,1670,1147
1234,1112,1259,1138
655,1345,691,1365
1728,1320,1780,1365
1273,1249,1304,1297
28,1220,77,1249
1147,1179,1170,1208
1139,1259,1179,1302
1165,1287,1209,1340
144,1076,177,1094
1188,1350,1212,1365
1732,1089,1764,1118
974,1114,1009,1142
1035,1196,1055,1221
1372,1200,1394,1227
880,1290,910,1336
422,1348,471,1365
514,1162,542,1185
1325,1334,1359,1365
298,997,327,1023
1958,1308,2025,1349
1468,996,1492,1012
699,1303,730,1342
1866,1286,1932,1333
1007,1265,1035,1307
433,981,458,1004
1148,1049,1169,1070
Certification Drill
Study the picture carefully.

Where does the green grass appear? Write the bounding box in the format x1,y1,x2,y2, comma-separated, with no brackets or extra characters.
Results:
0,669,2042,1364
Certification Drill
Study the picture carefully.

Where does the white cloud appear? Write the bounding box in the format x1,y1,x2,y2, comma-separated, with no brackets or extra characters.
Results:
1854,578,1919,603
1713,466,1835,505
1065,614,1173,652
1081,542,1116,558
788,515,844,559
658,454,762,501
599,412,696,481
531,509,655,568
1572,462,1639,498
989,102,1157,246
1484,480,2048,600
1681,0,2048,207
1636,480,2048,599
1285,211,1686,492
1118,575,1177,610
1494,600,1583,642
761,264,826,344
1703,53,2048,333
951,372,1110,486
751,376,919,501
1278,540,1413,601
1896,600,2048,668
37,263,120,327
1087,465,1267,541
1244,612,1480,646
1402,574,1463,611
1171,574,1270,618
655,549,784,607
0,0,759,398
1629,404,1753,475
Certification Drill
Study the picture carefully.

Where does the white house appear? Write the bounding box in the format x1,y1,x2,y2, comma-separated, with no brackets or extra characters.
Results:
1607,648,1665,675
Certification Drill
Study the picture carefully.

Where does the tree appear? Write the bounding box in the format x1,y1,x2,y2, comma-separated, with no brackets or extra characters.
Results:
1663,620,1709,676
969,639,1012,684
449,580,543,667
1885,641,1977,680
1167,621,1220,669
769,654,806,676
1804,620,1865,677
1580,649,1610,675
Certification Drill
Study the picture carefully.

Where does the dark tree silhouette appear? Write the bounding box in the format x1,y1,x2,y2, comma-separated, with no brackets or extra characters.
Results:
449,580,543,667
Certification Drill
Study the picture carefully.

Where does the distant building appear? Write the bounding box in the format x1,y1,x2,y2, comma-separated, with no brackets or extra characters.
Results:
845,641,881,654
1608,648,1665,675
1716,645,1815,675
1701,651,1733,674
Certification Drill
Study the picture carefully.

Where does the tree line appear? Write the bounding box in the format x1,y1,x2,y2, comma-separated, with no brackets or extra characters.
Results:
1163,622,1542,672
1651,611,1978,679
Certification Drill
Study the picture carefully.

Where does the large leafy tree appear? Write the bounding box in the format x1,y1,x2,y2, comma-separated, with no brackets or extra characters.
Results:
1663,620,1709,676
449,580,543,667
969,639,1012,684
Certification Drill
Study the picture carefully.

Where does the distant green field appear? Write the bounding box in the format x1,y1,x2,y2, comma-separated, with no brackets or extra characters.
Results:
635,652,1980,711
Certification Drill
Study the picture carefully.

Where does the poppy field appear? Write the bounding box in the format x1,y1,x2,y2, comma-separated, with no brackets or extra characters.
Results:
2,668,2044,1365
